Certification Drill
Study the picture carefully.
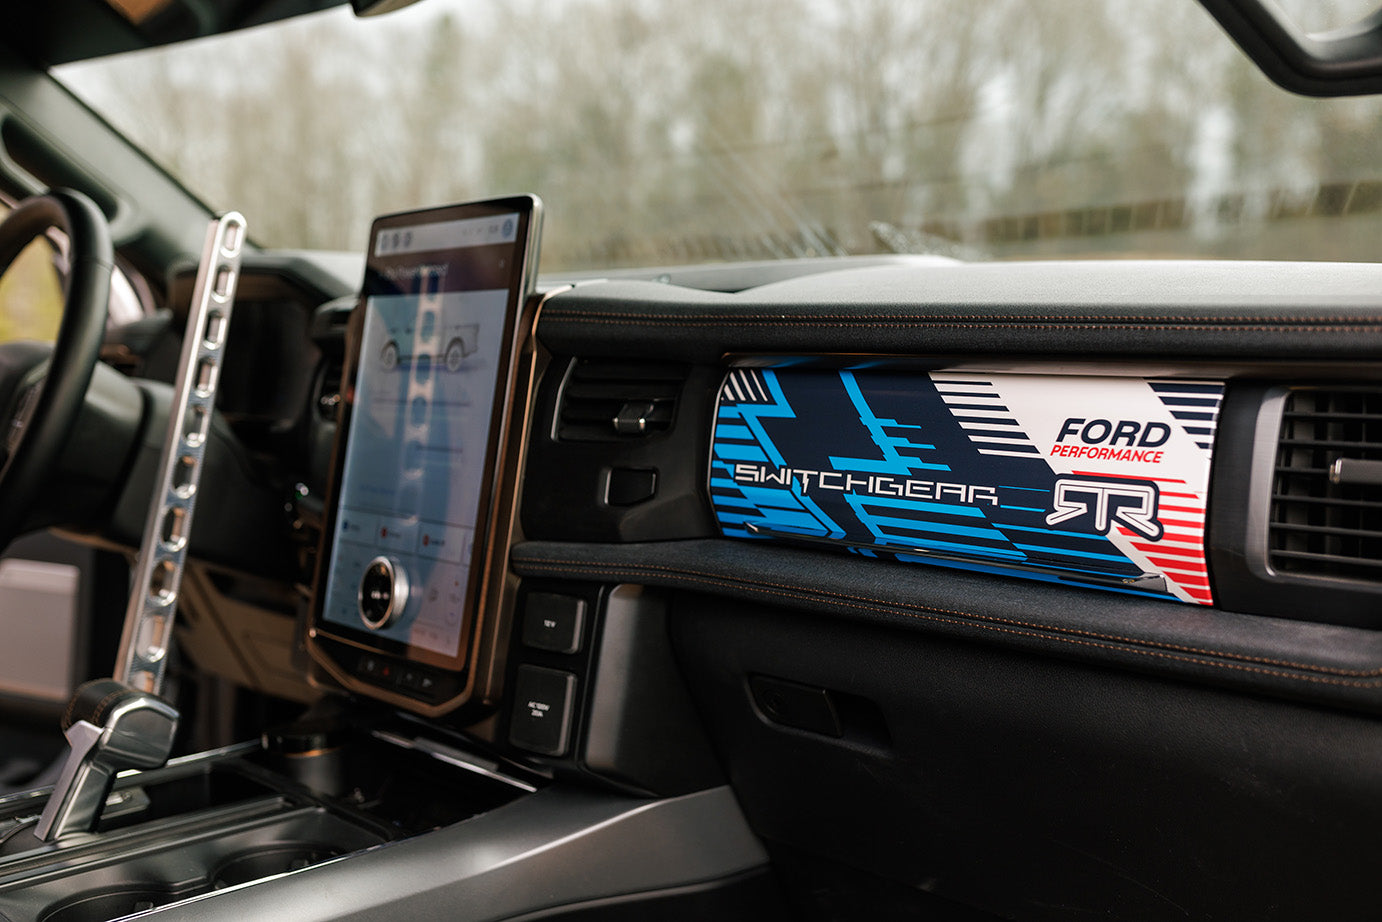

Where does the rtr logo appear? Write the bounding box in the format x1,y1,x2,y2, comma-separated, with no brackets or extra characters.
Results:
1046,477,1163,541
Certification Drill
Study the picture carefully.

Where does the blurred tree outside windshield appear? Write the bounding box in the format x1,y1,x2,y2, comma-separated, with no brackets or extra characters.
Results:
56,0,1382,270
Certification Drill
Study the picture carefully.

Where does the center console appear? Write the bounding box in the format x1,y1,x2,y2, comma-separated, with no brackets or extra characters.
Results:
0,730,526,922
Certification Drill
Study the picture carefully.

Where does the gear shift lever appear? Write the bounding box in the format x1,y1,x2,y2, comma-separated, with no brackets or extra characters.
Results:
33,680,178,840
32,213,245,843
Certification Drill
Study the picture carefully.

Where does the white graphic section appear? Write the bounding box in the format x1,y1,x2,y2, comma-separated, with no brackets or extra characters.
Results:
323,288,507,656
935,377,1040,458
936,373,1220,605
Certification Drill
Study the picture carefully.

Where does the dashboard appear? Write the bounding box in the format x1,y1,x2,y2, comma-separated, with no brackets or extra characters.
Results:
136,242,1382,920
4,0,1382,914
174,253,1382,713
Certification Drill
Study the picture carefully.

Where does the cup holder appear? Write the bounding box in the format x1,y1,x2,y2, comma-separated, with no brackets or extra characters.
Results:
41,886,188,922
210,843,346,889
37,841,358,922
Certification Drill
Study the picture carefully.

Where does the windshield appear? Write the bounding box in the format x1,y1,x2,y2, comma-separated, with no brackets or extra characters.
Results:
55,0,1382,270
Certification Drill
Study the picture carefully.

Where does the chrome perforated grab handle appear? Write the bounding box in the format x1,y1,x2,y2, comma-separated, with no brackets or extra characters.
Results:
114,213,245,695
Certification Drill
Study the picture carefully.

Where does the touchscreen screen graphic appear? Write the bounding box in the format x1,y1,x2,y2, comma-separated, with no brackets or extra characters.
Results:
320,212,519,658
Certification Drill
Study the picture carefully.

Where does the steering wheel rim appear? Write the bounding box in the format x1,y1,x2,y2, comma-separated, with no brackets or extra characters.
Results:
0,189,112,548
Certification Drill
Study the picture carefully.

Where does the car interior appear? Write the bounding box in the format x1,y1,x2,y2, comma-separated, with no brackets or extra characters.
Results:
1,0,1382,919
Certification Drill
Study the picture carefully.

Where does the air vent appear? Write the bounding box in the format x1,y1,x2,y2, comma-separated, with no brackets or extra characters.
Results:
1268,387,1382,582
556,359,687,441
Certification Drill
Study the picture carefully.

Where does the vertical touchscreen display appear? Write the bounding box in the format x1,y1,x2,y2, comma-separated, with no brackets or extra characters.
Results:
315,198,539,672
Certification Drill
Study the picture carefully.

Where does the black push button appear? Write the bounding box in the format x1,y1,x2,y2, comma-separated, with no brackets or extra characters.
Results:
510,665,576,757
522,593,586,655
359,653,396,685
606,468,658,506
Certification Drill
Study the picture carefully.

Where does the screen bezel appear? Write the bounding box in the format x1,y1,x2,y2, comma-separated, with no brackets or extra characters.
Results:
309,195,541,678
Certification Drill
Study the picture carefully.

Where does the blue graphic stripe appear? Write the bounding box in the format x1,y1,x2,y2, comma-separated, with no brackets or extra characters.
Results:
1170,410,1216,421
1001,505,1046,512
717,406,743,419
793,490,847,540
714,443,768,462
1157,396,1221,407
881,436,938,449
997,523,1120,541
831,371,950,474
878,537,1027,560
733,370,797,469
845,493,986,518
827,456,924,474
1011,543,1134,564
718,509,826,531
862,514,1011,542
714,424,753,440
709,493,757,509
736,485,807,507
718,525,755,539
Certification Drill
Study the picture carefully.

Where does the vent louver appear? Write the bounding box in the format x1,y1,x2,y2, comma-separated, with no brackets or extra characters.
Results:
1268,387,1382,582
557,359,686,441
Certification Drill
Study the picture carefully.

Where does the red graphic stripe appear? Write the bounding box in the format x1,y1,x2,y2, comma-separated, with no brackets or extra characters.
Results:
1167,573,1210,587
1115,526,1201,545
1151,566,1209,580
1158,518,1205,529
1144,547,1210,563
1147,558,1208,573
1184,585,1215,596
1132,542,1204,558
1158,504,1204,514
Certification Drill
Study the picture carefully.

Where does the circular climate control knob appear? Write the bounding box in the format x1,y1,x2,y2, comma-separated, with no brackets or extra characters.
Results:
358,555,408,630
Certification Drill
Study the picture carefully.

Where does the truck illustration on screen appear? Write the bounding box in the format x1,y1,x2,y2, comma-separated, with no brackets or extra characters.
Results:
379,321,480,372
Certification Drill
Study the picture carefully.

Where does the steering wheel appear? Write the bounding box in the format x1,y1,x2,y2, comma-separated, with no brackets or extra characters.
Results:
0,189,112,549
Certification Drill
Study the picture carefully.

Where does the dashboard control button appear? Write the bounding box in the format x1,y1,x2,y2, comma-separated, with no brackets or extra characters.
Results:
359,556,408,630
522,593,586,655
509,665,576,757
606,467,658,506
